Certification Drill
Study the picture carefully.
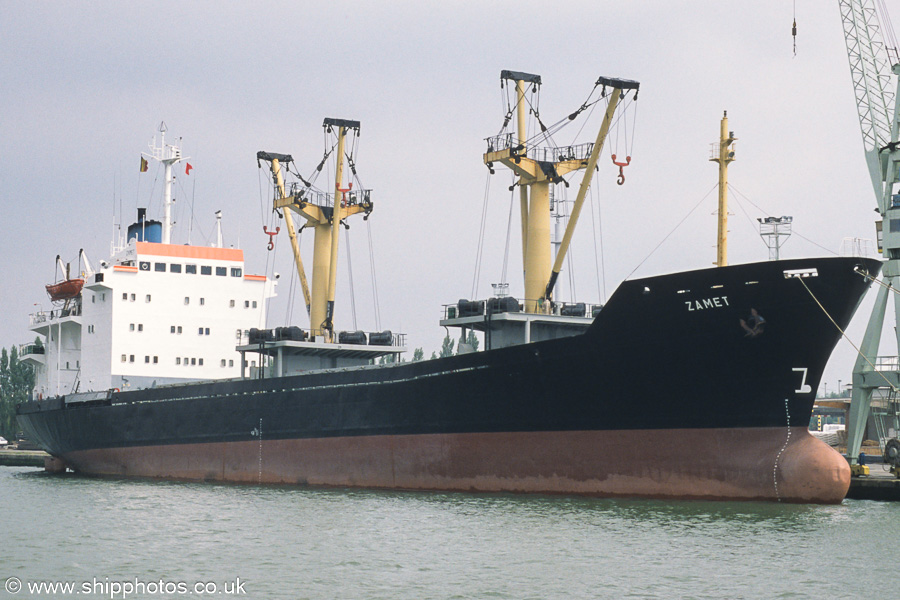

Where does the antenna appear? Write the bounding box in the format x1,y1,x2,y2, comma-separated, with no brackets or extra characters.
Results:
215,210,223,248
142,121,189,244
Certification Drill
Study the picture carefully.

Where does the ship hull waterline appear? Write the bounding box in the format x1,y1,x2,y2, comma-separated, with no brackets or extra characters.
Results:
56,427,845,503
17,257,880,503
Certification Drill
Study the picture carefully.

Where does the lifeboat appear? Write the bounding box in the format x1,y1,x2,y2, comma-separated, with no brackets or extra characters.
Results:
45,278,84,302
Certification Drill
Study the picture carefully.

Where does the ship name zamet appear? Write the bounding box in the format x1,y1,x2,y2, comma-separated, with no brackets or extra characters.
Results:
685,296,729,311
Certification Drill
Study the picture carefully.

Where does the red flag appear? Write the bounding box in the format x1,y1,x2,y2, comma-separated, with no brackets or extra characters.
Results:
140,157,148,172
185,162,193,175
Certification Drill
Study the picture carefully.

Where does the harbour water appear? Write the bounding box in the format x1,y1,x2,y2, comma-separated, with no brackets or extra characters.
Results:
1,466,896,600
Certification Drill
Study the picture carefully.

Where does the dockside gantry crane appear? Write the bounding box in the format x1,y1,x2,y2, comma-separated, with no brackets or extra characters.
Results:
840,0,900,473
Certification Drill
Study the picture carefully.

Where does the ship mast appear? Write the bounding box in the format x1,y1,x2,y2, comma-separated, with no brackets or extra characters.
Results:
710,111,737,267
261,118,372,342
485,71,638,312
143,122,189,245
323,119,349,338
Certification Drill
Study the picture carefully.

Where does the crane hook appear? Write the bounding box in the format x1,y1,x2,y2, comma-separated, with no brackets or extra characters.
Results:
611,154,631,186
263,226,280,251
337,183,353,208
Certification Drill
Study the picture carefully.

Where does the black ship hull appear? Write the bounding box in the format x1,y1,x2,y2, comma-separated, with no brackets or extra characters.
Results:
18,257,879,502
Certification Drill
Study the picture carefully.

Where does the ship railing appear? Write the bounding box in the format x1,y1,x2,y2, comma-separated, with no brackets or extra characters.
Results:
287,184,372,210
874,356,900,371
485,135,594,164
444,298,604,320
18,343,45,357
486,134,515,154
709,141,738,161
58,305,81,319
529,143,594,164
28,304,82,325
54,305,81,320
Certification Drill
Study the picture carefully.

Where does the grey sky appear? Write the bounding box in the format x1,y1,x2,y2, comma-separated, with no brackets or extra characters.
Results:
1,1,895,394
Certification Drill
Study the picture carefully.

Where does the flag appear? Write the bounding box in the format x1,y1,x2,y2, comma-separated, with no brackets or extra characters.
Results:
185,162,193,175
140,157,148,172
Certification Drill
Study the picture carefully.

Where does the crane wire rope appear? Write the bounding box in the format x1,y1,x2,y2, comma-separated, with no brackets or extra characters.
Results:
555,184,578,301
500,179,516,285
366,219,382,331
338,127,383,332
876,0,899,56
345,227,358,331
471,170,493,299
566,214,577,302
284,236,297,328
340,130,383,333
489,75,637,303
588,178,607,303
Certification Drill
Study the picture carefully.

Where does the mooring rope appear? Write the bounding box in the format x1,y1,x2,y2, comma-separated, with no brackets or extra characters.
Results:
796,275,899,393
857,268,900,298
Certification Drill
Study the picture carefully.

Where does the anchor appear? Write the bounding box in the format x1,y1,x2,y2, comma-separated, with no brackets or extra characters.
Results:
611,154,631,185
263,225,280,250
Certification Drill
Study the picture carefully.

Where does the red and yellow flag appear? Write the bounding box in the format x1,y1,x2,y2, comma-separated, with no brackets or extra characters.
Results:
140,157,148,172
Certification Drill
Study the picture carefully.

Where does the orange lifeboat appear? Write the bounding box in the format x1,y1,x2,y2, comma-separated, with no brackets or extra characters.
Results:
45,278,84,302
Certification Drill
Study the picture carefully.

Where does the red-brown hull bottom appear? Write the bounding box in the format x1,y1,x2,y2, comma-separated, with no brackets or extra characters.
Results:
61,427,850,503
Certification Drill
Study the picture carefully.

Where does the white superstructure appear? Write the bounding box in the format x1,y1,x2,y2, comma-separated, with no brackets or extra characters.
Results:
25,232,275,398
21,125,275,398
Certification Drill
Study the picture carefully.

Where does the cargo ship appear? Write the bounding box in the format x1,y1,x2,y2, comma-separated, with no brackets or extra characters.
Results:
17,72,879,503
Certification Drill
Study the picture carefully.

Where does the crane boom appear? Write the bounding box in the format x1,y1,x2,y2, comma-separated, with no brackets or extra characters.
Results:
840,0,896,205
